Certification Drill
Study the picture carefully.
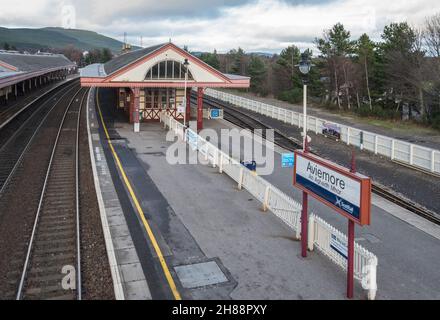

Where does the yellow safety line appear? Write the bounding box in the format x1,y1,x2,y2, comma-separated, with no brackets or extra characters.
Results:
95,89,182,300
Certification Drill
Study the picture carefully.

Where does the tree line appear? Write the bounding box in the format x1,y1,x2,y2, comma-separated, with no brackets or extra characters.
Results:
0,43,113,68
199,13,440,129
2,42,17,51
55,46,113,67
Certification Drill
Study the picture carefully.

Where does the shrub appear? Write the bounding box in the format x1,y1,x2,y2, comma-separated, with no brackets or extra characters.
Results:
277,88,303,104
430,113,440,130
355,105,400,120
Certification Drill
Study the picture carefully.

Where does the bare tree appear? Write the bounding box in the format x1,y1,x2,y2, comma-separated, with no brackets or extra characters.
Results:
424,13,440,58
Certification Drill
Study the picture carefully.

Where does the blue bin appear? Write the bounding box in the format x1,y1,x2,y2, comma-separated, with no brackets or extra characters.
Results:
241,160,257,171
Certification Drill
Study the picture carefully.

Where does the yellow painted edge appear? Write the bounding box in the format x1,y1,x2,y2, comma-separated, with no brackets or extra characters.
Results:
95,88,182,300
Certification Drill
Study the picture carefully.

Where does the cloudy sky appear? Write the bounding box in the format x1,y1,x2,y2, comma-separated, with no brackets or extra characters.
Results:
0,0,438,53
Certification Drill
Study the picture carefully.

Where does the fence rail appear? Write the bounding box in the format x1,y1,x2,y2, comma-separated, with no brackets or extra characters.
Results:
160,111,378,300
205,89,440,175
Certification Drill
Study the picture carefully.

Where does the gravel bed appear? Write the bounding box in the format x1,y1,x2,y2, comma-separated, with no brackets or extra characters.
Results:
78,94,115,300
0,87,80,299
0,85,115,300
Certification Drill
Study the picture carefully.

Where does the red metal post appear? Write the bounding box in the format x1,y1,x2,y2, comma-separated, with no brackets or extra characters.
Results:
133,88,140,132
350,149,356,174
304,135,309,153
197,87,204,132
347,148,356,298
301,191,308,257
186,87,192,125
129,89,134,124
301,126,309,258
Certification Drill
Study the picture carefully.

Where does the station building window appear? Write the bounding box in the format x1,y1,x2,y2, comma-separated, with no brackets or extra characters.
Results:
145,60,194,80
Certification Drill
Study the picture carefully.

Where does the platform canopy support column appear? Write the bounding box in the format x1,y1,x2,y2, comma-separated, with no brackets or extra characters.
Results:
186,87,192,125
132,87,140,133
197,87,204,132
128,89,134,124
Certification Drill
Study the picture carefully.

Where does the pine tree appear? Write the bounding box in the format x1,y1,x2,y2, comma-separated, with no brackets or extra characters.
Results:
316,23,355,109
248,55,267,94
355,34,376,110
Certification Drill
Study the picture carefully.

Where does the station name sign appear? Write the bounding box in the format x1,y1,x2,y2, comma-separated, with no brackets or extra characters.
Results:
293,150,371,225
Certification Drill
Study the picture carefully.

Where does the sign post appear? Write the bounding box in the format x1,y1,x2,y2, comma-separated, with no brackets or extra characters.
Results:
347,150,356,298
301,139,309,258
293,149,371,298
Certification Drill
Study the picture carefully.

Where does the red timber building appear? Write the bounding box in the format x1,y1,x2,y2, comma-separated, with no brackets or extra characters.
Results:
80,42,250,132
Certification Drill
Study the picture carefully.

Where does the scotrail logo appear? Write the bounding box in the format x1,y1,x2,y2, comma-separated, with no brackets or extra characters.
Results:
335,197,354,214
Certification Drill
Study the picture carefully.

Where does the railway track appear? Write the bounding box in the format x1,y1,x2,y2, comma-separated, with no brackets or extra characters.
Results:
199,94,440,226
0,78,78,144
14,87,88,300
0,80,74,130
0,80,79,194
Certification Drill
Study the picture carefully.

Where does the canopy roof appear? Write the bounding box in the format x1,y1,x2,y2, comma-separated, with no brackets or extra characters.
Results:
0,51,75,89
80,42,250,88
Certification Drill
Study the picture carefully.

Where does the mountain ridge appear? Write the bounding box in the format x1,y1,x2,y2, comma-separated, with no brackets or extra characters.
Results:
0,27,137,53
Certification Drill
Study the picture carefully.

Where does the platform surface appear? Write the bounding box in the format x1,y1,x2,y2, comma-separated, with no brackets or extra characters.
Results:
95,87,371,299
95,87,440,299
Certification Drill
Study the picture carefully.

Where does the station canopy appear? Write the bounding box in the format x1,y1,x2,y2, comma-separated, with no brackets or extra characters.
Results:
80,42,250,89
0,51,75,89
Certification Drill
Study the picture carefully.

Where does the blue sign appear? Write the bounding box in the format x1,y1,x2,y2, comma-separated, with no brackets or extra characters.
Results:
330,234,348,259
281,153,295,168
210,109,220,119
186,129,198,150
295,153,362,220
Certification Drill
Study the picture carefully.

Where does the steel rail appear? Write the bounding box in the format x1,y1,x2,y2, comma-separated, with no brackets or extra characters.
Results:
75,89,88,300
16,87,87,300
0,77,79,131
0,82,80,195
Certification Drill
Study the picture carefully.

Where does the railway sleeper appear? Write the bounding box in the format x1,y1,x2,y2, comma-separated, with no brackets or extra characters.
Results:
24,284,75,298
33,230,76,242
31,252,75,264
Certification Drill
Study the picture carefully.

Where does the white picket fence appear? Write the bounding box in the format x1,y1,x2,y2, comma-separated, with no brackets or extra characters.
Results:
160,111,378,300
205,89,440,175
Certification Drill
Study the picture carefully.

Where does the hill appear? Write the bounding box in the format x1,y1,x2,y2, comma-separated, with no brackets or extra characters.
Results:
0,27,136,53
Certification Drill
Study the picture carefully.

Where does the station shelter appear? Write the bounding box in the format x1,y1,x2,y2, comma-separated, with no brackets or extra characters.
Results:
80,42,250,132
0,51,76,105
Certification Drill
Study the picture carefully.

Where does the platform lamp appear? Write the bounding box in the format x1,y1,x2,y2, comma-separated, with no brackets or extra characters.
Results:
297,51,313,259
183,58,190,127
297,51,312,152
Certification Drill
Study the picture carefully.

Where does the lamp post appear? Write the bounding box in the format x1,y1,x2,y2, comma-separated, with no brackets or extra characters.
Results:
183,58,190,127
298,52,312,151
297,51,312,258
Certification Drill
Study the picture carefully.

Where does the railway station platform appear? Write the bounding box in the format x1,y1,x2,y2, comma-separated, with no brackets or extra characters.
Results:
0,51,76,105
88,87,370,300
200,117,440,300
